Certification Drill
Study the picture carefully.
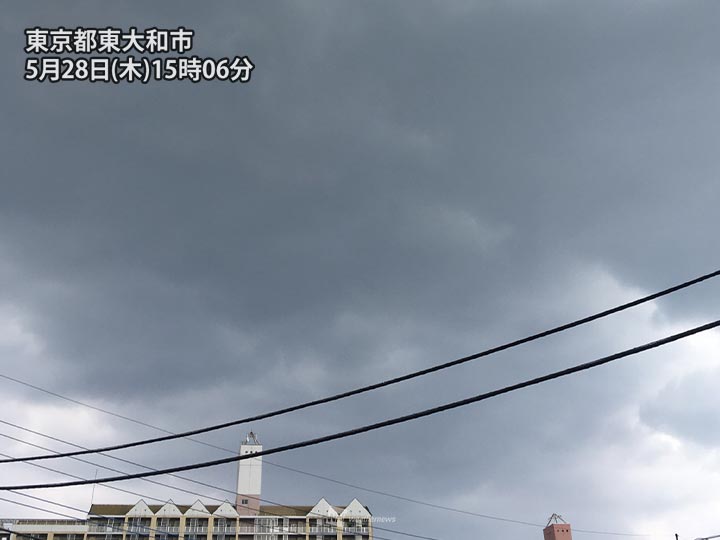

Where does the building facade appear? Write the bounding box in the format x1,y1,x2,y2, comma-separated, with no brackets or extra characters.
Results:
3,499,373,540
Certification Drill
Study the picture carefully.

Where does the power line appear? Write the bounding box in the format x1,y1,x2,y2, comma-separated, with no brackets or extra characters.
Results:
0,449,189,506
1,493,199,540
0,445,435,540
2,276,704,537
0,495,176,539
0,448,267,530
0,432,262,509
0,394,651,538
0,421,649,538
0,445,232,508
0,447,279,539
0,490,414,540
0,429,277,506
0,403,651,538
261,460,651,537
4,318,718,491
3,267,718,465
4,270,715,534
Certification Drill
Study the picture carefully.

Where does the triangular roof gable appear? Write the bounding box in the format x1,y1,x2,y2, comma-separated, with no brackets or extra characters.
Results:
127,500,154,517
185,500,210,517
340,499,371,518
156,501,182,517
213,502,240,518
308,498,338,518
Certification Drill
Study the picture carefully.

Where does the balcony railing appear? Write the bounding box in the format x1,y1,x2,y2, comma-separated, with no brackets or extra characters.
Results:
235,525,307,534
308,526,338,533
126,527,153,534
88,525,125,533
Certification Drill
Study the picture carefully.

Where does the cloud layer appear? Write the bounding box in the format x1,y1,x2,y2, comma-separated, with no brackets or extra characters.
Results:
2,2,720,540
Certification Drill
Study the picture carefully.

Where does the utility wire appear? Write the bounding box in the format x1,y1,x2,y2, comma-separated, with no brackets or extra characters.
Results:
0,491,412,540
0,448,245,515
1,432,649,537
0,448,271,536
0,449,191,507
3,267,719,464
0,422,649,538
0,431,274,509
0,404,652,537
0,393,652,538
3,274,706,537
267,459,655,537
0,495,179,539
3,318,718,491
1,490,412,540
0,446,433,540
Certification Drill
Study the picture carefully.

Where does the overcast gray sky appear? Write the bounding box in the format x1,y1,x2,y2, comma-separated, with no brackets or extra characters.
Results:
2,2,720,539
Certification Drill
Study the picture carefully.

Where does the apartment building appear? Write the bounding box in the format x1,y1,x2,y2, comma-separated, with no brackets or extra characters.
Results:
3,498,372,540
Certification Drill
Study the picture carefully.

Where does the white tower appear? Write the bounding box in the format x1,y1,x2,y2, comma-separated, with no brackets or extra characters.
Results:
236,432,262,515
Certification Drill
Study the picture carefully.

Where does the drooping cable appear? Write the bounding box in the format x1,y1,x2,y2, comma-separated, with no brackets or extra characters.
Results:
3,268,718,464
3,318,718,491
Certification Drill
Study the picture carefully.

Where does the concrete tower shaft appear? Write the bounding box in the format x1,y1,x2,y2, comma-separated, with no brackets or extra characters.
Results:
236,432,262,515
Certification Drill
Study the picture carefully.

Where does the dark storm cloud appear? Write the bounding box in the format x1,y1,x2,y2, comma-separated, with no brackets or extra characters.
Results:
640,367,720,447
2,1,720,539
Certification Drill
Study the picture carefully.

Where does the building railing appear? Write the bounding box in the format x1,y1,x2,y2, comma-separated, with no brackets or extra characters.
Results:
88,525,125,533
125,527,153,534
235,525,308,535
308,526,338,533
